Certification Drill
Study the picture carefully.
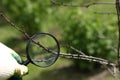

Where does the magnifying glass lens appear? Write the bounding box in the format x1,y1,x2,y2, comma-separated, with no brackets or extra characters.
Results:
27,33,59,67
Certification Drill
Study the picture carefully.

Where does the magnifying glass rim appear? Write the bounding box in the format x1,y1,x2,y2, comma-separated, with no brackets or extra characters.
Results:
26,32,60,67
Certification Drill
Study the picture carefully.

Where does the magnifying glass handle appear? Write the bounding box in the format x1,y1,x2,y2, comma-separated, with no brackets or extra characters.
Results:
23,59,30,66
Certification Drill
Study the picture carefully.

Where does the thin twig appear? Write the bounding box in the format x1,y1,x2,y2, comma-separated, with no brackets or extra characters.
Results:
94,12,116,15
69,46,86,56
0,13,30,38
50,0,115,8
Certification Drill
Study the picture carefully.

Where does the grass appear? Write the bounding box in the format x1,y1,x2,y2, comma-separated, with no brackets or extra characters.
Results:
23,58,115,80
0,26,19,42
23,58,74,80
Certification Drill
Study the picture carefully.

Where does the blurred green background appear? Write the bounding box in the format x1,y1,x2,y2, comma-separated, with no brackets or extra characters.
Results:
0,0,117,80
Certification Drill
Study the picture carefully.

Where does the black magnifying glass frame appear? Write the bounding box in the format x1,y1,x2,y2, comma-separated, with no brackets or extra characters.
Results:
23,32,60,67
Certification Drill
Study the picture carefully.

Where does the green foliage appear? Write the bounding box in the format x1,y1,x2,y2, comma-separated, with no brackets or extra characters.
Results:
62,9,117,71
1,0,49,35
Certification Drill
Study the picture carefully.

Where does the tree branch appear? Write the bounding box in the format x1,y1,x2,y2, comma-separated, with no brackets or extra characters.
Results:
50,0,115,8
60,52,115,67
116,0,120,71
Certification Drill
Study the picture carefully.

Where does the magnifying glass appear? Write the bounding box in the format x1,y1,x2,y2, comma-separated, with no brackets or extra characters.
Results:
23,33,60,67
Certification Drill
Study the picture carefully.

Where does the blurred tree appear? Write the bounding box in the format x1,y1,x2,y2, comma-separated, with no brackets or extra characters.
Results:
1,0,50,36
61,9,117,71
